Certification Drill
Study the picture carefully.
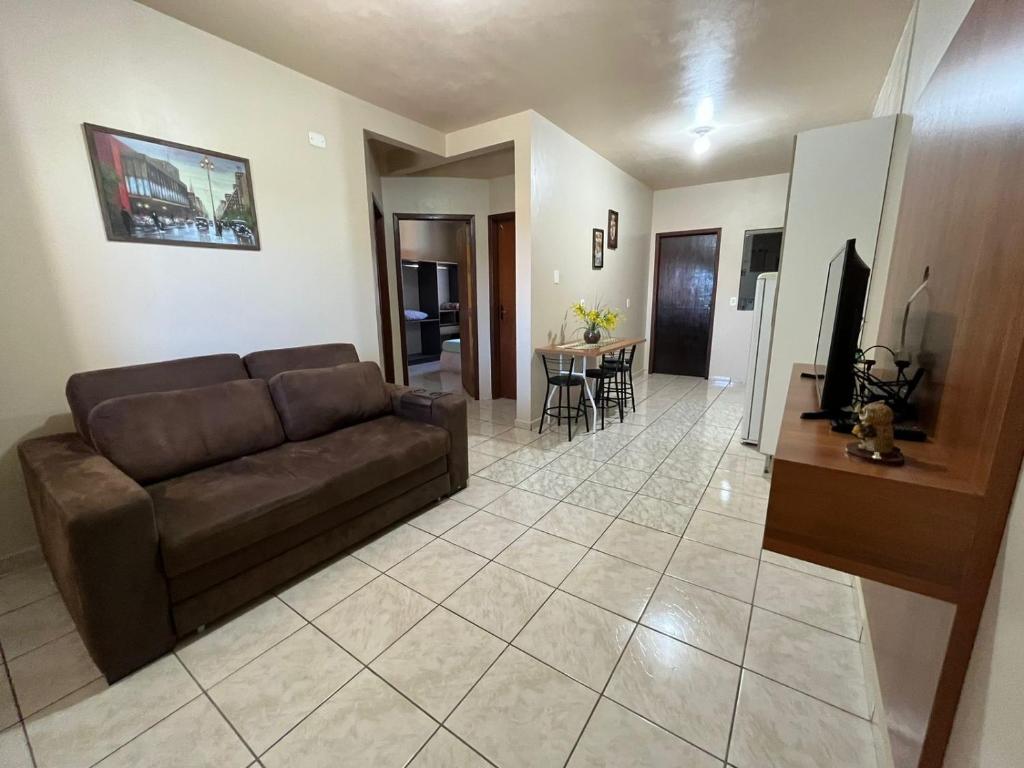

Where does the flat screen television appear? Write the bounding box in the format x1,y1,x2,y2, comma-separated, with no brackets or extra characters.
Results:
813,238,871,412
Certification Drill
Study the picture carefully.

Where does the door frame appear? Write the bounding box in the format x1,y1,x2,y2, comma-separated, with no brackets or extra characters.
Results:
648,227,722,378
371,199,395,383
488,211,516,399
392,212,480,398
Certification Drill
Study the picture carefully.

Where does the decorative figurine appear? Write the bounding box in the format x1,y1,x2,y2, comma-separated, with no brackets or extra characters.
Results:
847,401,904,465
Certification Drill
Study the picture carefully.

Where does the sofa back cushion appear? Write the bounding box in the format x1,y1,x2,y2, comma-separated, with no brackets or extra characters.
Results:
268,362,391,441
88,379,285,484
67,353,249,448
244,343,359,382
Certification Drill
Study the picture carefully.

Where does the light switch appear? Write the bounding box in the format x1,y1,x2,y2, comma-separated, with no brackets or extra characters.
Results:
553,270,560,284
626,298,631,309
308,131,326,148
729,296,738,307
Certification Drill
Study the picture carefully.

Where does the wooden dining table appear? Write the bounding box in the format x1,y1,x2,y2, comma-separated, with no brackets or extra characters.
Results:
534,337,645,434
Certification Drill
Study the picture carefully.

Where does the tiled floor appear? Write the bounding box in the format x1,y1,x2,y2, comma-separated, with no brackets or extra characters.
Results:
0,372,878,768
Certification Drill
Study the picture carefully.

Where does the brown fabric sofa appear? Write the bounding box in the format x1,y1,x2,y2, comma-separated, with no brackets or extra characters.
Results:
18,343,467,682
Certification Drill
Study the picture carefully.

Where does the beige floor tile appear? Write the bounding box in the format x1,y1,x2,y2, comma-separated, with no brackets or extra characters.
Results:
0,726,33,768
760,550,852,586
684,511,764,559
567,697,720,768
352,524,434,571
566,438,622,463
448,647,597,768
620,495,693,535
717,453,767,476
638,476,705,507
9,631,102,716
534,502,614,547
745,608,869,717
495,529,587,586
408,498,478,535
709,468,770,499
442,510,527,558
210,625,361,754
443,563,552,641
277,555,377,619
96,696,251,768
754,563,860,640
546,453,604,479
561,550,660,621
641,578,750,664
589,464,650,493
0,594,74,660
594,519,679,571
605,447,664,473
517,469,583,500
729,671,875,768
473,438,522,459
531,433,575,454
514,591,633,690
262,669,434,768
451,477,512,508
467,419,512,438
410,729,490,768
502,427,542,445
506,446,561,468
26,655,200,768
652,454,716,485
315,575,433,663
475,457,538,485
372,607,504,719
0,565,57,616
177,598,305,688
483,488,557,525
666,540,758,603
468,452,497,474
0,668,17,730
606,626,738,759
668,444,723,468
698,487,769,525
388,539,487,602
564,480,635,515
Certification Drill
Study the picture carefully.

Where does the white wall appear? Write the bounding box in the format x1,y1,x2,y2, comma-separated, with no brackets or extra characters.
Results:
528,115,654,421
380,176,504,396
759,116,896,457
489,175,515,214
646,175,790,383
0,0,451,562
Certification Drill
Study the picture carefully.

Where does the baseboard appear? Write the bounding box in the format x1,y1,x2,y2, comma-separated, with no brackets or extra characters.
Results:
855,576,896,768
0,545,43,577
514,416,540,431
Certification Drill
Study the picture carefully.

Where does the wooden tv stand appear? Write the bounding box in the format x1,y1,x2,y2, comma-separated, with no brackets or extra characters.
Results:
765,364,980,602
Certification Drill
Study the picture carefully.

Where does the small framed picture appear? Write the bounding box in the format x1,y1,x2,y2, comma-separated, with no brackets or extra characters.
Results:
607,209,619,249
592,228,604,269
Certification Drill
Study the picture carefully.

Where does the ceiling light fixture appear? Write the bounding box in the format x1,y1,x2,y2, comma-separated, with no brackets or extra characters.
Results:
692,125,713,156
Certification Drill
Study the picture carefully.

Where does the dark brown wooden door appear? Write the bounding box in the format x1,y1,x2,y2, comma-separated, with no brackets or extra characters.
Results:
490,213,516,398
650,229,720,377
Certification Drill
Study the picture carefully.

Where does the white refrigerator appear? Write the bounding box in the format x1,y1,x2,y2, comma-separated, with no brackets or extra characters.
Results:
740,272,778,445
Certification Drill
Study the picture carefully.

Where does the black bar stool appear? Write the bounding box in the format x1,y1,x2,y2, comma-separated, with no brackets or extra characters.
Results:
586,349,626,430
599,344,637,413
539,354,590,440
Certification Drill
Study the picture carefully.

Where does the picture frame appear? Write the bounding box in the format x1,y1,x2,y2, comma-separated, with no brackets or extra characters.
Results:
83,123,260,250
607,209,619,249
592,228,604,269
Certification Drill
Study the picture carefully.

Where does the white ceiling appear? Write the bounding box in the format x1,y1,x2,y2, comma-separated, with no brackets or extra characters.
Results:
138,0,911,190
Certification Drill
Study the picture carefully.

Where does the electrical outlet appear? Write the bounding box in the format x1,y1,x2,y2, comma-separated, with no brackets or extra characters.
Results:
308,131,326,148
729,296,738,307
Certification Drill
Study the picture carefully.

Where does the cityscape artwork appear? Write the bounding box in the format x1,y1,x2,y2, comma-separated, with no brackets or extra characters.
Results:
84,124,260,250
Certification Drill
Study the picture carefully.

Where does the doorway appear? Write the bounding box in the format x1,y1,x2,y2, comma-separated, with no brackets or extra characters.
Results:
393,213,480,398
649,228,721,377
489,212,516,399
372,200,395,383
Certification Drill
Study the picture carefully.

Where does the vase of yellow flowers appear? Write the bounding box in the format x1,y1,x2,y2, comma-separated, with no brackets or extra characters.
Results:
571,300,621,344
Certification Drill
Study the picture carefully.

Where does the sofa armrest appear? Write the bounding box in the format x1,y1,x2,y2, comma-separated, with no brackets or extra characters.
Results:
18,433,175,681
387,385,468,492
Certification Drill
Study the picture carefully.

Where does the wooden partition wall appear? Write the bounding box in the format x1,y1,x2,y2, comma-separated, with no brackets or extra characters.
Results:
872,0,1024,764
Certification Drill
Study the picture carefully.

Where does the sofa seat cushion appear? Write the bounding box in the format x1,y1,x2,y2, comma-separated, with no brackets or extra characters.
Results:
151,415,450,576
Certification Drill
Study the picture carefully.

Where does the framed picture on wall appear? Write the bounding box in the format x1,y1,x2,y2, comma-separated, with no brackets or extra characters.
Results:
83,123,260,250
592,228,604,269
607,209,619,249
